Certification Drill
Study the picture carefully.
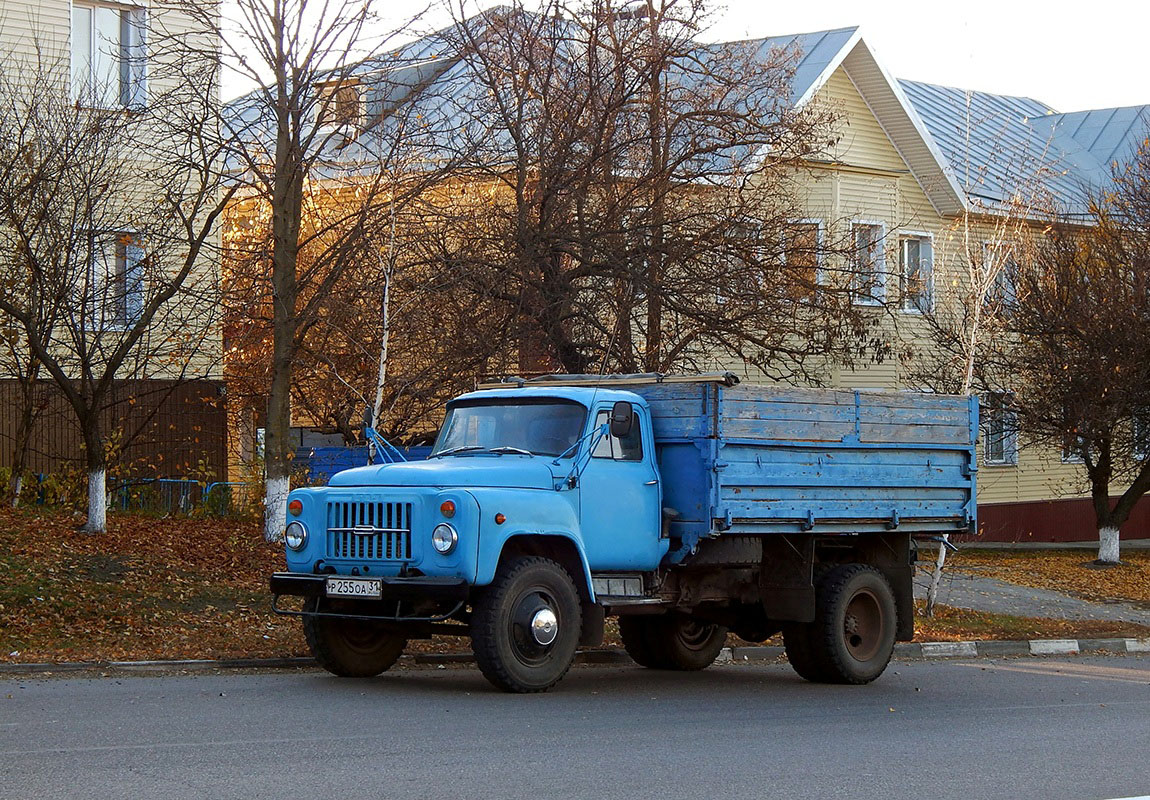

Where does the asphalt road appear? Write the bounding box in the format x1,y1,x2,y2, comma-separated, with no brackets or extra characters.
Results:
2,657,1149,800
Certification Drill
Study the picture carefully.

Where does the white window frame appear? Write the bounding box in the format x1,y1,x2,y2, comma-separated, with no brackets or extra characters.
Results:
981,394,1018,466
71,0,148,109
849,220,886,306
1061,420,1086,465
86,230,145,331
899,230,934,314
316,79,365,132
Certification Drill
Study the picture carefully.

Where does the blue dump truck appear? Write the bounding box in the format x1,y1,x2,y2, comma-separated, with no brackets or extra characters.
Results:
271,373,977,692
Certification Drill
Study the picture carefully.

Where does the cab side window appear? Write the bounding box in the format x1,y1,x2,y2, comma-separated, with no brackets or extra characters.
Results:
591,410,643,461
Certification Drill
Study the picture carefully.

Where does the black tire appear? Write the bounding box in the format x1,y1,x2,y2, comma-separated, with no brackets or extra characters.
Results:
788,564,898,685
302,598,407,678
470,556,583,693
618,616,663,668
782,622,829,682
654,614,729,671
623,614,728,671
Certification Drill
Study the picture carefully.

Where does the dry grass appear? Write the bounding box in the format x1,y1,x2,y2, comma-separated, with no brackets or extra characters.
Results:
2,509,1146,665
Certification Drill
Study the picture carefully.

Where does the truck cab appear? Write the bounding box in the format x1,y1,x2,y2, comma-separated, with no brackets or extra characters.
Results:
271,373,977,693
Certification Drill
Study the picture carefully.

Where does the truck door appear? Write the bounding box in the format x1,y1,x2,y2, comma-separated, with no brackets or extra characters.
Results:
577,406,667,570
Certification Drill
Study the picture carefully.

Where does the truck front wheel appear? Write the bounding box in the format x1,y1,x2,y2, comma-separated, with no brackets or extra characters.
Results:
303,598,407,678
470,556,583,693
784,564,897,685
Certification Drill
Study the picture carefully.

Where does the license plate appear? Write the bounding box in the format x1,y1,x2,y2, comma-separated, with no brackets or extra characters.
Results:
325,577,383,599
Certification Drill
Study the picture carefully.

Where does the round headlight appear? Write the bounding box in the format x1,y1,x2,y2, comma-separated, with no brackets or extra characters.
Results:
431,523,458,555
285,521,308,551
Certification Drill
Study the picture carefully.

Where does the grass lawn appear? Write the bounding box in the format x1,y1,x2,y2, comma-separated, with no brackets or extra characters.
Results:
2,509,1147,664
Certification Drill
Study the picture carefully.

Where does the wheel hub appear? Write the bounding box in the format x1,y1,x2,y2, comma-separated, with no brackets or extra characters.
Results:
530,608,559,646
843,588,883,662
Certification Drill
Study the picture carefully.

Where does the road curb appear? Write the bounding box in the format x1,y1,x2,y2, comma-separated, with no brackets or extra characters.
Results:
2,637,1146,676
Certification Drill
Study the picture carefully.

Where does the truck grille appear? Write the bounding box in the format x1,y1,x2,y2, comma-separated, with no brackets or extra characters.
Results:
326,501,413,560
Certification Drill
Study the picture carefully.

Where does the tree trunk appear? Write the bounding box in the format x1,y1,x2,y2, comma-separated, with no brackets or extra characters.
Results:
1090,452,1122,565
84,467,108,533
79,420,107,533
263,41,303,543
7,361,39,508
924,536,948,616
263,320,295,543
1097,526,1120,565
8,406,33,508
369,260,391,464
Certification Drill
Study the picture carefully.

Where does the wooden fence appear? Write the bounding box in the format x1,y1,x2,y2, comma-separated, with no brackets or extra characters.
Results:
0,379,228,482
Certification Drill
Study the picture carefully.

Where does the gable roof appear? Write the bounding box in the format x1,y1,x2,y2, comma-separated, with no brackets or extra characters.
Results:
223,13,1149,219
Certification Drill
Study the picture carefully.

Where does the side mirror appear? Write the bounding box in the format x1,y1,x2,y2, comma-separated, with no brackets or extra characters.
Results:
609,401,634,438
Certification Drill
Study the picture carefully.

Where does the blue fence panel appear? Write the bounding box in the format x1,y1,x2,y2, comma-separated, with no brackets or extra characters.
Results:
295,446,432,484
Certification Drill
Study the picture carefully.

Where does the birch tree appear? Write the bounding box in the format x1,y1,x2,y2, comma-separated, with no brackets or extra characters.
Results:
904,88,1059,612
912,135,1150,567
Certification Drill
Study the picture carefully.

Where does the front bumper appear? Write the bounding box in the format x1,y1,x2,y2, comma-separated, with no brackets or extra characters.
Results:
269,572,470,622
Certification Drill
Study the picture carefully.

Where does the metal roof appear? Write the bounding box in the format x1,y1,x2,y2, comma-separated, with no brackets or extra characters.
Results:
900,80,1150,214
1048,105,1150,173
223,13,1150,218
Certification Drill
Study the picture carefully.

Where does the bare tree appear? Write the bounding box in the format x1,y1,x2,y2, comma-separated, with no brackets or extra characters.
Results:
169,0,461,541
0,34,233,532
416,0,878,380
911,136,1150,565
903,90,1061,611
1004,191,1150,564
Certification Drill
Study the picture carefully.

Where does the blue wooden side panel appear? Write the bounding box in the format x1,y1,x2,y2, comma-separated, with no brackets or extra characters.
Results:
632,382,977,548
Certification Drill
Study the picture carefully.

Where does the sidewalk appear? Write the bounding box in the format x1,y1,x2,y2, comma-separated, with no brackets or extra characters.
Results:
926,539,1150,551
914,569,1150,626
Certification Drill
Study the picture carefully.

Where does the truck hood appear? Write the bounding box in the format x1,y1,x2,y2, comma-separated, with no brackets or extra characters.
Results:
326,457,562,490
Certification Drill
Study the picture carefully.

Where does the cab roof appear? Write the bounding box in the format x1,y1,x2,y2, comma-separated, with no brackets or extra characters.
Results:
450,386,649,409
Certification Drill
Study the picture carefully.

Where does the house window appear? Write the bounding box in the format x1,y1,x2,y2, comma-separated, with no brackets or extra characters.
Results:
88,231,145,329
717,220,763,304
850,222,885,305
71,2,147,108
984,243,1018,313
981,394,1017,466
1134,412,1150,461
900,234,933,312
784,219,821,300
318,81,363,129
1061,417,1086,464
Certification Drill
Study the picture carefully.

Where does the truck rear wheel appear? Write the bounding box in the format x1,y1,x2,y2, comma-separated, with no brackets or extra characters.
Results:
470,556,583,693
620,614,728,671
785,564,897,685
618,616,663,668
302,598,407,678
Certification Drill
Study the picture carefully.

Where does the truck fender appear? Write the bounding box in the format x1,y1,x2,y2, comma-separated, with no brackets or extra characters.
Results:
481,531,597,604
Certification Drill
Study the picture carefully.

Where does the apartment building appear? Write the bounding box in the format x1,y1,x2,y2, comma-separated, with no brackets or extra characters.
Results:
0,0,227,486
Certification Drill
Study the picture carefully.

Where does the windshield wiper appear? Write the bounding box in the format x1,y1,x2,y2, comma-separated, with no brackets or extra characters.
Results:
435,445,486,457
487,446,535,456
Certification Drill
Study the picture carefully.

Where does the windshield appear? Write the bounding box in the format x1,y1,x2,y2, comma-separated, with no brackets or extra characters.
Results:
432,400,587,458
